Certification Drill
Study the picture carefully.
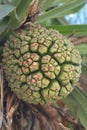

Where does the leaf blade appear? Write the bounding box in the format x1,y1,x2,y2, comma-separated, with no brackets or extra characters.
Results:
36,0,87,23
64,87,87,130
47,24,87,37
0,4,16,20
71,87,87,114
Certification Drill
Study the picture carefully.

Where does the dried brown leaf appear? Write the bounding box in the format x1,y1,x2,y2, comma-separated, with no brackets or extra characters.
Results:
69,36,87,45
37,112,52,130
58,123,71,130
27,0,39,16
31,116,41,130
0,66,3,129
35,104,59,120
19,0,39,28
0,111,3,129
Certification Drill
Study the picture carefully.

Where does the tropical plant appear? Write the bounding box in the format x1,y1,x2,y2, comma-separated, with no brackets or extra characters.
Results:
0,0,87,130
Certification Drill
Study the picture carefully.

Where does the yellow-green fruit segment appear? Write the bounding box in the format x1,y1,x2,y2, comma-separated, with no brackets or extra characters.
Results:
2,25,81,104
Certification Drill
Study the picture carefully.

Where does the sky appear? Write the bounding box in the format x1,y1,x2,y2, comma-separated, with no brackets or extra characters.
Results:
65,4,87,24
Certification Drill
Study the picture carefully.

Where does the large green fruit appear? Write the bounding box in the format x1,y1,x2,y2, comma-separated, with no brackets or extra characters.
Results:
2,25,81,104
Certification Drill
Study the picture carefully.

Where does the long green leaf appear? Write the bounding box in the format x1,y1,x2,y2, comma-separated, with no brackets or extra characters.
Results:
0,16,10,43
0,4,16,20
47,24,87,37
64,87,87,129
71,87,87,114
77,87,87,101
36,0,87,23
76,44,87,55
39,0,71,11
16,0,31,20
0,0,32,41
51,0,71,7
0,16,10,35
8,0,21,6
67,94,87,130
56,4,84,18
78,107,87,130
56,17,68,25
72,89,87,130
40,0,54,11
9,0,32,29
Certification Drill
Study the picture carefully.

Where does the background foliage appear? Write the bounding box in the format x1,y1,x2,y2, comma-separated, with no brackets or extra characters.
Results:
0,0,87,130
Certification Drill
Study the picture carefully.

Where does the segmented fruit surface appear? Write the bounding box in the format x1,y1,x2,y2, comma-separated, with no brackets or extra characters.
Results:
2,25,81,104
